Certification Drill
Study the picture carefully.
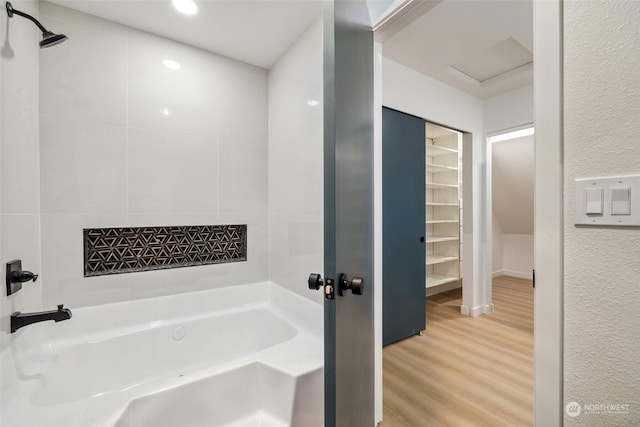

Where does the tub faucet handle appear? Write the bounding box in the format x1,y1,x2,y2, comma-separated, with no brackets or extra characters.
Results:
12,270,38,283
5,259,38,296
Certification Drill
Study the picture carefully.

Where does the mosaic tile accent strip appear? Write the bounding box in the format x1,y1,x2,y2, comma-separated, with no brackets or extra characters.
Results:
84,225,247,277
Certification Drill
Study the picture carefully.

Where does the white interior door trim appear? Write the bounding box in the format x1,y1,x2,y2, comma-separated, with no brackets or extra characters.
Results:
533,0,563,425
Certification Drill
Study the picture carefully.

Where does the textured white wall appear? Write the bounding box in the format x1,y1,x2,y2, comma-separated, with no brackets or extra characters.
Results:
268,18,323,303
564,1,640,424
38,3,269,308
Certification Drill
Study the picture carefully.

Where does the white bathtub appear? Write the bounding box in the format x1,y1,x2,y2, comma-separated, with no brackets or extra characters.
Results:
0,282,323,427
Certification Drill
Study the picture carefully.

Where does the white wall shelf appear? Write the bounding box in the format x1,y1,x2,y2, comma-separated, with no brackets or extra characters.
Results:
425,163,459,173
426,274,459,288
426,255,459,266
425,127,462,293
426,202,459,206
426,236,459,243
426,182,458,189
425,143,458,156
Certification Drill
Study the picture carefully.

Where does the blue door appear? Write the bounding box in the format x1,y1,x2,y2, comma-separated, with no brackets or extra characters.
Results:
382,107,426,346
321,0,375,425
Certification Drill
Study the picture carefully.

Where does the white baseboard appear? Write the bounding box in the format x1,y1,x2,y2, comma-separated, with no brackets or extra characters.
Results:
461,303,495,317
492,270,504,278
483,303,494,314
460,305,470,316
460,305,481,317
501,269,533,280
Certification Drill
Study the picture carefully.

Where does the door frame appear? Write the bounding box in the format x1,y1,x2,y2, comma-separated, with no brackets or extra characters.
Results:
371,0,564,425
372,46,484,426
533,0,563,425
485,122,535,283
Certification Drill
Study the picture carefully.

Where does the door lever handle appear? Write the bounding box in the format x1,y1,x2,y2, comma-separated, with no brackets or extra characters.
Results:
308,273,335,300
338,273,364,296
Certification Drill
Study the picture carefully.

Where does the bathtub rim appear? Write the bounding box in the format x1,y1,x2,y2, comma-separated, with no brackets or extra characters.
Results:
1,280,323,427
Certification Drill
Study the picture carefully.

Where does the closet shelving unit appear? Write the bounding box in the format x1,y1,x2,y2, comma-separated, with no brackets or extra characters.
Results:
425,124,462,291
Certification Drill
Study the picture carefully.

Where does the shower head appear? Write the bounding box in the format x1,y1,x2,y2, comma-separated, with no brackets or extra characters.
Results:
40,31,68,49
5,2,68,49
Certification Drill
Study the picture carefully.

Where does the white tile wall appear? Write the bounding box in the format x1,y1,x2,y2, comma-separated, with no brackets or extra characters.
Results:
268,18,323,303
39,14,128,126
0,0,43,351
40,213,130,308
1,215,42,312
126,213,219,228
37,3,269,309
40,115,128,214
218,142,267,213
127,31,219,138
127,127,218,214
3,1,321,316
218,212,269,285
0,6,39,113
268,140,306,213
269,214,309,295
1,90,40,214
269,213,323,302
217,57,268,146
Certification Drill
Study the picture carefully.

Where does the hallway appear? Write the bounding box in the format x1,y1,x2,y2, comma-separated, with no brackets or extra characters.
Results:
381,276,534,426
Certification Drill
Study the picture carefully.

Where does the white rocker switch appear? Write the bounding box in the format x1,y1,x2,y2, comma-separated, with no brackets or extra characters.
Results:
611,186,631,215
585,188,603,215
575,175,640,226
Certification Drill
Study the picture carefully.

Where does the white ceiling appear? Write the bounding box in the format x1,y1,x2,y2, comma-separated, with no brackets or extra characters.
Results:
48,0,323,69
46,0,532,97
379,0,533,99
492,135,534,234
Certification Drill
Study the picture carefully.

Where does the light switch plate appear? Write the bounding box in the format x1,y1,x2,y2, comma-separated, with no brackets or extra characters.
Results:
575,175,640,226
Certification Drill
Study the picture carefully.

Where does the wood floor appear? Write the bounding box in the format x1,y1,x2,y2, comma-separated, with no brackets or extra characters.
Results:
380,276,533,427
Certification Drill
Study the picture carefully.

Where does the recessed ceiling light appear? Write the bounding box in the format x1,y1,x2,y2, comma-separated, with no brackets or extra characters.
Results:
172,0,198,15
159,108,171,116
163,59,181,71
306,100,319,107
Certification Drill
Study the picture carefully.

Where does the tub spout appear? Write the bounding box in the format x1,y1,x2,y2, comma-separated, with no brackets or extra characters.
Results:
11,304,72,333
